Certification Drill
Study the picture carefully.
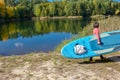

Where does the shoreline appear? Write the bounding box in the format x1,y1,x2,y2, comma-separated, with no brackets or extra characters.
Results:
32,16,83,20
0,16,83,22
0,15,108,22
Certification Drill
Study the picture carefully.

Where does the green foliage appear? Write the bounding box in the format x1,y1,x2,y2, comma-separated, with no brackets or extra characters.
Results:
0,0,5,18
0,0,120,19
64,2,77,16
48,3,56,16
33,4,40,17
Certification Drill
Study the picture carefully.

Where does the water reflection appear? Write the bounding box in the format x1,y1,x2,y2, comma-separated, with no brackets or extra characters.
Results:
0,19,88,56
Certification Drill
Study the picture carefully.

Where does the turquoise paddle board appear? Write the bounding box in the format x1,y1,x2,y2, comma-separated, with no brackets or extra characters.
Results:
61,30,120,59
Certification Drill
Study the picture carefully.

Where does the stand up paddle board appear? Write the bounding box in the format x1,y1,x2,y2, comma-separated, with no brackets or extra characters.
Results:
61,30,120,59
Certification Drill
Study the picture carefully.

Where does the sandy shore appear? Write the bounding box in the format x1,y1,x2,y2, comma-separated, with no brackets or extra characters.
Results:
0,51,120,80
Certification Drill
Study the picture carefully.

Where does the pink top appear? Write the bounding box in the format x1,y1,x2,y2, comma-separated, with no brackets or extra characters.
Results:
93,28,100,42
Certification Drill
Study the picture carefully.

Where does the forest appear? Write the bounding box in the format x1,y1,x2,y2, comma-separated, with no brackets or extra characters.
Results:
0,0,120,20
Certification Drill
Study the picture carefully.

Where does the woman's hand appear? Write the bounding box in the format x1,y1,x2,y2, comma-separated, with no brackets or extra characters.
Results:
98,41,103,45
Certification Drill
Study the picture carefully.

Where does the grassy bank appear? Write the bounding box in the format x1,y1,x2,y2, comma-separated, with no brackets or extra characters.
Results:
55,16,120,52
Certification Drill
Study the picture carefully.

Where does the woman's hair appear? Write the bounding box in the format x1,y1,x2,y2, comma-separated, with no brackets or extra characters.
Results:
93,22,99,28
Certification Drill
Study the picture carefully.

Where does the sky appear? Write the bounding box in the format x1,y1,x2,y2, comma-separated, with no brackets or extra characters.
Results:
48,0,61,2
48,0,52,1
47,0,120,2
114,0,120,2
48,0,53,2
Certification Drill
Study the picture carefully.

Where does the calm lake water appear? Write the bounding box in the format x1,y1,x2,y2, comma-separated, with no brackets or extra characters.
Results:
0,19,90,56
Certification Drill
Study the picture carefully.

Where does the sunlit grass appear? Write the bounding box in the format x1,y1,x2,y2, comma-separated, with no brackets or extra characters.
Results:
55,16,120,52
100,16,120,32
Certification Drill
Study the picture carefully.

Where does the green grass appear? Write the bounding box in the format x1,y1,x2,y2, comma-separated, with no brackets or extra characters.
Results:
55,16,120,52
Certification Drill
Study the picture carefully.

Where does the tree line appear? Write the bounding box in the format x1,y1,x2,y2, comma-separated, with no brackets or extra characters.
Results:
0,0,120,20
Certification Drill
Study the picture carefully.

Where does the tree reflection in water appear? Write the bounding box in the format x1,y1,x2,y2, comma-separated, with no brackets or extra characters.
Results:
0,19,90,56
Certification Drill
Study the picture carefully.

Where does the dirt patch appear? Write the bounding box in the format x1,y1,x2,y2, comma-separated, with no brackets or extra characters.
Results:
0,52,120,80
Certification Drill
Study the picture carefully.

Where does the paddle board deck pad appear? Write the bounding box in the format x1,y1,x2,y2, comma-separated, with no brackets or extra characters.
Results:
61,30,120,59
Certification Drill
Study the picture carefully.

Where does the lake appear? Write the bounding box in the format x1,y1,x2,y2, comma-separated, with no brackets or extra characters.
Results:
0,19,90,56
